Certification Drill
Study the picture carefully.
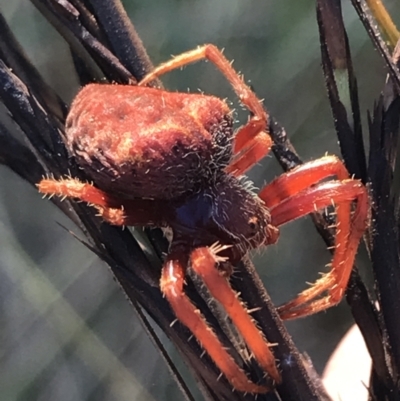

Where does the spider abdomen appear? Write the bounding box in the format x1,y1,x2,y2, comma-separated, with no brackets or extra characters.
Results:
66,84,234,199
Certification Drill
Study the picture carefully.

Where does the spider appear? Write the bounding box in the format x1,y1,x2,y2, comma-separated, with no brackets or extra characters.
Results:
38,44,369,393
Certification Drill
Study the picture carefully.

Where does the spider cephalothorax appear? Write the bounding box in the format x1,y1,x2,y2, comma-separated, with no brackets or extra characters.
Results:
169,174,279,263
38,44,368,393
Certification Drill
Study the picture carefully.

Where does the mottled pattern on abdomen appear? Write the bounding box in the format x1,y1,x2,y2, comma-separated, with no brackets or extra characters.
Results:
66,84,233,199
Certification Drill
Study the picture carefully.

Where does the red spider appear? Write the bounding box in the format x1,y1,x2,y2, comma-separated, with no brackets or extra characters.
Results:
38,44,369,393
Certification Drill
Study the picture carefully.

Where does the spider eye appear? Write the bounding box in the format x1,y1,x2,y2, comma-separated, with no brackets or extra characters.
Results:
248,217,260,236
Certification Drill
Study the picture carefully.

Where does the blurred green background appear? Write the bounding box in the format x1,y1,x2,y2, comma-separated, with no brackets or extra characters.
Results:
0,1,392,400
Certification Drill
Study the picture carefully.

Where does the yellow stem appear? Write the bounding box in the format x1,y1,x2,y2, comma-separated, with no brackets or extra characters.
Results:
365,0,400,48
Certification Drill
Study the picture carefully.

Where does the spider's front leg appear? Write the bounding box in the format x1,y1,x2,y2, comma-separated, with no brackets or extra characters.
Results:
257,156,369,320
161,244,275,393
190,245,280,383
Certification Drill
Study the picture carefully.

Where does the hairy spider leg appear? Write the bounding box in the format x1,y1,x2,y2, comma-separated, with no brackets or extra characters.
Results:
191,246,280,382
39,178,277,391
256,157,368,319
226,131,272,176
161,247,270,393
38,178,164,226
259,156,350,207
138,44,271,175
273,182,367,319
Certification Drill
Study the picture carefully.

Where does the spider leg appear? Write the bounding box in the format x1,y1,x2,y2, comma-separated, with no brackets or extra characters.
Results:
138,44,271,174
226,131,272,176
139,45,266,122
257,159,368,320
38,178,164,226
259,155,350,208
161,248,269,393
190,245,280,385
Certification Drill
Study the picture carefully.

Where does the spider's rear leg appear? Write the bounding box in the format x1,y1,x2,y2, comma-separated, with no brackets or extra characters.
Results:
226,130,272,176
38,178,164,226
257,157,369,320
138,44,272,174
138,44,266,122
161,247,270,393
